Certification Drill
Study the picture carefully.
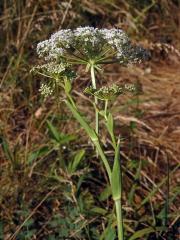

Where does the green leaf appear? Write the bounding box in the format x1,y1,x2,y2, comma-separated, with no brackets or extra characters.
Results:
90,207,107,215
47,120,76,144
68,149,85,173
105,227,116,240
111,139,121,200
48,235,56,240
105,113,116,149
58,134,76,145
128,159,142,204
64,78,72,94
0,136,14,163
23,218,34,227
107,113,113,133
129,227,166,240
65,99,111,179
99,110,106,118
47,120,60,142
99,185,112,201
130,121,137,130
100,225,116,240
77,175,85,192
65,100,97,141
28,146,49,164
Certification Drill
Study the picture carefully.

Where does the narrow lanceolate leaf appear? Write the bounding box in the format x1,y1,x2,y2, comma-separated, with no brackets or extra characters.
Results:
68,149,85,173
107,113,114,133
46,120,60,142
65,99,111,179
64,78,72,94
99,184,112,201
100,224,116,240
28,146,49,164
106,113,116,149
90,207,107,216
129,226,166,240
47,119,76,144
0,136,14,163
65,100,97,141
111,138,121,200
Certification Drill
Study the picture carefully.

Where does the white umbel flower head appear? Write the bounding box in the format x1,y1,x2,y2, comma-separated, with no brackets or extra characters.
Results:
37,27,149,64
39,83,53,98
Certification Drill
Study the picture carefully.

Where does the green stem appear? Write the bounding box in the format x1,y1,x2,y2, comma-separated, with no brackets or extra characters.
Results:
104,108,116,149
90,65,99,135
115,199,124,240
111,138,124,240
99,59,120,64
65,98,111,180
104,100,108,119
65,92,124,240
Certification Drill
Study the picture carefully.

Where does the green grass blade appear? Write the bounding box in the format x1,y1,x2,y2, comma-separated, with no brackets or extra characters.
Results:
47,120,60,142
28,146,49,165
0,136,14,163
128,160,142,205
129,226,166,240
68,149,85,173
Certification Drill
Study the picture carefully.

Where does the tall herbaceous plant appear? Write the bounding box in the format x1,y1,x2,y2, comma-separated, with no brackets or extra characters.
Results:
33,27,148,240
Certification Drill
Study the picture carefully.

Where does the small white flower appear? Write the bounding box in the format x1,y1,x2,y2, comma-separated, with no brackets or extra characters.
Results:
39,83,53,98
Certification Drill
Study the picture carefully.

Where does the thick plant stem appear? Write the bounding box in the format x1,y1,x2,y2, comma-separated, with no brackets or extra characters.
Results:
66,94,124,239
115,199,124,240
65,99,111,180
111,137,124,240
90,65,99,134
104,100,108,119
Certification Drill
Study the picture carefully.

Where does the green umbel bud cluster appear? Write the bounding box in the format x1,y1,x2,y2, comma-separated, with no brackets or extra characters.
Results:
84,84,136,101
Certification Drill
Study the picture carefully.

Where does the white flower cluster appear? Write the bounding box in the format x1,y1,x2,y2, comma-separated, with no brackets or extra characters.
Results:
36,27,146,63
33,62,76,99
33,62,66,74
32,61,75,80
124,84,136,92
39,83,53,98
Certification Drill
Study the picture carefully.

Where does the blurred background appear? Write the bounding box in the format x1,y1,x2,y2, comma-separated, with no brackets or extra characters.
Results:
0,1,180,239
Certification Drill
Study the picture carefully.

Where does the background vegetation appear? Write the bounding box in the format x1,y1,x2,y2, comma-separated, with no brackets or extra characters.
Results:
0,0,180,239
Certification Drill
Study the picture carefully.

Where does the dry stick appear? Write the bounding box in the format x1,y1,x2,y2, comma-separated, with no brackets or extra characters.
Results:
8,186,58,240
15,4,38,68
0,56,14,88
144,111,180,119
59,0,73,28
